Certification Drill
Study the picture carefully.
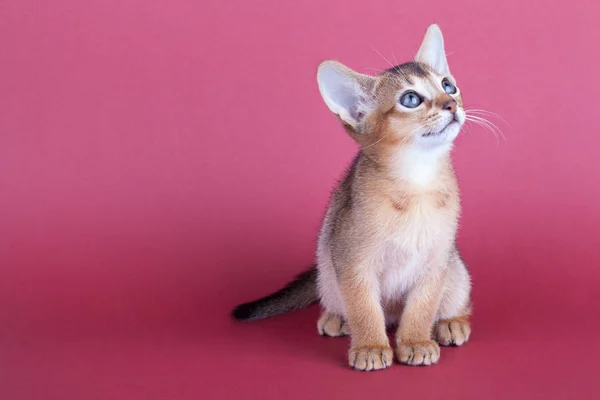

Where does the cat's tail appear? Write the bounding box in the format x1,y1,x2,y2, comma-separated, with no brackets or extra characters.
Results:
231,266,318,321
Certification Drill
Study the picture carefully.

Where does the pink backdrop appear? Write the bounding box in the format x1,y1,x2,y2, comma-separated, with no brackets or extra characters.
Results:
1,0,599,398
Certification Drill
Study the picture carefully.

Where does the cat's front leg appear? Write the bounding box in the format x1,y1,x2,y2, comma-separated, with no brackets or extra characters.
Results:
395,264,447,366
339,268,393,371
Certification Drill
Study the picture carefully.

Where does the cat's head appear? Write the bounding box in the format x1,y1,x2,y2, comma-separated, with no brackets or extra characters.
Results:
317,24,464,153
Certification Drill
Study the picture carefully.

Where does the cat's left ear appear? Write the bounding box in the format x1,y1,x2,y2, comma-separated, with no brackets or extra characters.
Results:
415,24,449,75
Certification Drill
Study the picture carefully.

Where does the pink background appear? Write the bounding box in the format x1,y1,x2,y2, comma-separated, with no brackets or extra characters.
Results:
1,0,599,399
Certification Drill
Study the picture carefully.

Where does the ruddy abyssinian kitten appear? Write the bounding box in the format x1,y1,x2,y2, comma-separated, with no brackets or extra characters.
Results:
233,24,472,371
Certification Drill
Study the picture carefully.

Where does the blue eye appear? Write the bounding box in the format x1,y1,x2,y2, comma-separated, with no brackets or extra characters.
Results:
399,91,422,108
442,78,457,94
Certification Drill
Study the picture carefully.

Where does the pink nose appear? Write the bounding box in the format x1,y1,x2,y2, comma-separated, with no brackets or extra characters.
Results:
443,99,457,113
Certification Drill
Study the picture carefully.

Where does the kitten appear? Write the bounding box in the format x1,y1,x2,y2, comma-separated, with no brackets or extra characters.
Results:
233,24,472,371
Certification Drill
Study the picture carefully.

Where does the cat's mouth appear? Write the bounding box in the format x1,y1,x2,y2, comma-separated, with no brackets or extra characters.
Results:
422,118,458,138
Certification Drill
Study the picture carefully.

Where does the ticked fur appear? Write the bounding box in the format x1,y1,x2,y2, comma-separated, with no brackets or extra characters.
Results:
233,24,472,371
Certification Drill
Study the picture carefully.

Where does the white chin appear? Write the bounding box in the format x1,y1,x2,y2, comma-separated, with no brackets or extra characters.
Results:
417,122,461,148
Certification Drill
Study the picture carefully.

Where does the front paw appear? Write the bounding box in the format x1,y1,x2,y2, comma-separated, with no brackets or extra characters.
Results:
348,345,393,371
396,340,440,366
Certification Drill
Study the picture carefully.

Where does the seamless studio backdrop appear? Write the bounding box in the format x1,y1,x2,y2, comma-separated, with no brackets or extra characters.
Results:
1,0,599,399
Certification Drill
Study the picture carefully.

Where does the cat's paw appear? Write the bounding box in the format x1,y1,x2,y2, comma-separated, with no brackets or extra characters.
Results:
348,345,393,371
317,312,350,337
396,340,440,366
435,317,471,346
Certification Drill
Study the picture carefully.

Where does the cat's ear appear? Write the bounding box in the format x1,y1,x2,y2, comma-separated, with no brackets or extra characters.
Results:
317,61,375,129
415,24,449,75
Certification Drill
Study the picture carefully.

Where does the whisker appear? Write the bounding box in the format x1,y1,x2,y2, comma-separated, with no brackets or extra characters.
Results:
362,134,387,150
461,122,473,137
362,121,429,151
364,67,385,74
465,117,499,139
464,117,501,146
367,43,395,69
465,119,498,146
464,108,510,127
466,115,505,141
463,106,507,145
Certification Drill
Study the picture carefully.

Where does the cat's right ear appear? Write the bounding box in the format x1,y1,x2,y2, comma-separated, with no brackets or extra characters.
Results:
317,61,375,130
415,24,449,75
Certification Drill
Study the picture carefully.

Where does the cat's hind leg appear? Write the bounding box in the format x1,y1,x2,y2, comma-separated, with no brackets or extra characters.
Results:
435,249,472,346
318,311,350,337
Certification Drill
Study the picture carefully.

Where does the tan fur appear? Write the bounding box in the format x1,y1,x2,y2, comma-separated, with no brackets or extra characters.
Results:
232,25,473,371
317,312,350,337
435,315,471,346
314,25,472,370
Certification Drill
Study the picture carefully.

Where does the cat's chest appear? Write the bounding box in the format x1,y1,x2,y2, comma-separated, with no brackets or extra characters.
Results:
385,200,452,251
379,251,426,300
376,203,455,299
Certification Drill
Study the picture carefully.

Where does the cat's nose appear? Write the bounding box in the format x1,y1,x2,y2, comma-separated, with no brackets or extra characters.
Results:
442,99,457,113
